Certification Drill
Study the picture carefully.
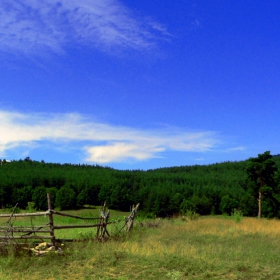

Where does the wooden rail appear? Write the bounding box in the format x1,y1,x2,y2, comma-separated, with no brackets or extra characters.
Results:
0,194,139,246
0,212,50,218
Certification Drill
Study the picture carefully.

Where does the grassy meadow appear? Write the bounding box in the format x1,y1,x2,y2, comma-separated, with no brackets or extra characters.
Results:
0,210,280,279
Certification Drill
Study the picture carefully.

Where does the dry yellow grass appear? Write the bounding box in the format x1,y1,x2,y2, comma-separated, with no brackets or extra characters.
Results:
1,216,280,279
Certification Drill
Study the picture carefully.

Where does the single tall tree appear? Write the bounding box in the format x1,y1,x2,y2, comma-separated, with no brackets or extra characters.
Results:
246,151,277,219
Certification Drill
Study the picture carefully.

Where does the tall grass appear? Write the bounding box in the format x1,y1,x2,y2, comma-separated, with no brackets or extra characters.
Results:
0,214,280,279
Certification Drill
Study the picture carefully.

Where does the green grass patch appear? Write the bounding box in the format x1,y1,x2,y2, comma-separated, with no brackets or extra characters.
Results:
0,214,280,279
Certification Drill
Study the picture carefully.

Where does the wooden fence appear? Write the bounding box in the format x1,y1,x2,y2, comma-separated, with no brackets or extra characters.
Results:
0,194,139,247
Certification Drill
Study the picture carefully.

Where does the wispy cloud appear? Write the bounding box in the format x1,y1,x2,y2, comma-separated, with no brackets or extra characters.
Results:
224,146,246,152
0,0,169,56
0,110,220,164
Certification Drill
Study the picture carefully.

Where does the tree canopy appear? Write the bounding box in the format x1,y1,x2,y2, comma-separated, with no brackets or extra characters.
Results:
0,153,280,217
246,151,279,218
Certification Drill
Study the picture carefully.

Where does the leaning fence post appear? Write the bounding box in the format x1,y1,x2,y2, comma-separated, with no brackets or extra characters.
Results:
97,202,104,238
47,193,56,247
119,203,140,233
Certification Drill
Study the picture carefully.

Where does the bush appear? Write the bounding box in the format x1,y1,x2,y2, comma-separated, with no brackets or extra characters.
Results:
186,210,200,221
232,209,243,223
26,202,36,212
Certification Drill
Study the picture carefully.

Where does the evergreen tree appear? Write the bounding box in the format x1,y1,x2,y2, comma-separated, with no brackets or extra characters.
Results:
246,151,278,218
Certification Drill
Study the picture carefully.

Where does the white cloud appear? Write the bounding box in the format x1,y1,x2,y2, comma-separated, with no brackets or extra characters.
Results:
0,0,169,55
225,146,246,152
0,110,220,163
85,142,164,163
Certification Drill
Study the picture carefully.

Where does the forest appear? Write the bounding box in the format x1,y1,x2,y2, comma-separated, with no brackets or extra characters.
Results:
0,151,280,218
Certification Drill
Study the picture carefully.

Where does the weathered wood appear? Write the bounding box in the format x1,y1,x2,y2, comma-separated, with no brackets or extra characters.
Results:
0,229,51,233
0,242,38,246
0,225,50,229
7,203,18,224
47,194,56,246
104,229,110,237
119,203,140,232
97,202,106,238
96,202,111,239
0,212,50,218
0,196,139,245
0,235,53,239
53,223,113,230
102,210,110,237
52,211,100,220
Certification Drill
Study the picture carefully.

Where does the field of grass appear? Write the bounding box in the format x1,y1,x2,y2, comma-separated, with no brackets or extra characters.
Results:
0,211,280,280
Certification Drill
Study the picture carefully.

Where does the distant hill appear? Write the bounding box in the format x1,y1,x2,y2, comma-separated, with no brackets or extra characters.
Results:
0,154,279,217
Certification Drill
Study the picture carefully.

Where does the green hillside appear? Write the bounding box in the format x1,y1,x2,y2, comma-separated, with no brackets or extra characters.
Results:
1,152,280,218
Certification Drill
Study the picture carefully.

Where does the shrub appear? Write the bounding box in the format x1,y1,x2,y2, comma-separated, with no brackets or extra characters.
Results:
232,209,243,223
26,202,36,212
186,210,200,221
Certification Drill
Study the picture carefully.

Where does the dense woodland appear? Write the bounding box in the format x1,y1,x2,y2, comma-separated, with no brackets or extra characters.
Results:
0,152,280,218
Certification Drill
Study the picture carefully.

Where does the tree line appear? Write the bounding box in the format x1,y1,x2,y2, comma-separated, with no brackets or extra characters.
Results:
0,152,280,218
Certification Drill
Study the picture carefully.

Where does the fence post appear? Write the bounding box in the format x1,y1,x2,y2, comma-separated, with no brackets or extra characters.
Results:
119,203,140,232
47,193,56,247
97,202,110,240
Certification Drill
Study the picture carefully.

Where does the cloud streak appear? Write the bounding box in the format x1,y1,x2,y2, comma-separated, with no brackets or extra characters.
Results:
0,110,220,164
0,0,169,55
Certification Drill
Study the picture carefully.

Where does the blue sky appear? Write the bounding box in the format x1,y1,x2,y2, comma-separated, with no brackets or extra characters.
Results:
0,0,279,170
